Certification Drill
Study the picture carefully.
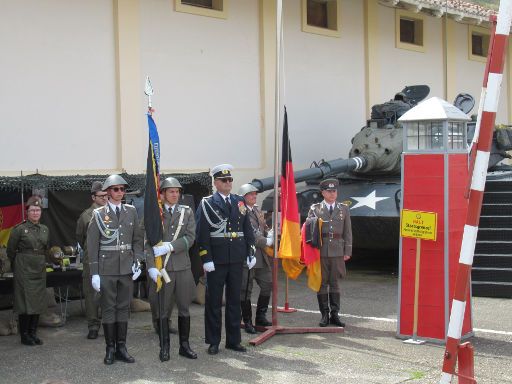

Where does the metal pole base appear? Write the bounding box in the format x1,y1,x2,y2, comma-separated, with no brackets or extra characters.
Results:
249,325,344,346
277,302,297,313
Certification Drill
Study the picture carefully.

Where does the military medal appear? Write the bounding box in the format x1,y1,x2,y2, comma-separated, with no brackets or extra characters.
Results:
238,201,247,215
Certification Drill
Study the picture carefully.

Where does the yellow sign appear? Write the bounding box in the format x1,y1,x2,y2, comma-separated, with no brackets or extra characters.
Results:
400,209,437,241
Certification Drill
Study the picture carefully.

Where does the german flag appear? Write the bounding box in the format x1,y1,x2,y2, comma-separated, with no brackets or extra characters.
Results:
279,107,303,279
144,113,164,292
0,193,23,247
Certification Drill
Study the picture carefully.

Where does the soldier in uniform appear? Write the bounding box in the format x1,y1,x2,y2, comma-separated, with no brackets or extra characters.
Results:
87,175,144,365
7,196,61,346
196,164,255,355
238,184,273,333
146,177,197,361
75,181,108,339
307,178,352,328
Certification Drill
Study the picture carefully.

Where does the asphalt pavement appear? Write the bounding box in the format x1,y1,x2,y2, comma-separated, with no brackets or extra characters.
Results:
0,266,510,384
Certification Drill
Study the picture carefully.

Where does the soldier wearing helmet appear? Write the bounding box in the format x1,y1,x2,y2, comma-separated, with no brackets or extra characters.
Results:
307,178,352,328
75,181,108,340
238,183,273,334
146,176,198,361
87,174,144,365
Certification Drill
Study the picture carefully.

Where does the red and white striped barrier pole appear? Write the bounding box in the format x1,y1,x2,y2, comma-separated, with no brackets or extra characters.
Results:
440,2,512,383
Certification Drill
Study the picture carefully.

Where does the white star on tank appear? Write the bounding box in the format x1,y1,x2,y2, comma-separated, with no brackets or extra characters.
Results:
350,190,389,210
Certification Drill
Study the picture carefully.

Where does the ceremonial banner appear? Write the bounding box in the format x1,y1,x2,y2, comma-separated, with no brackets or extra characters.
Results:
144,114,164,291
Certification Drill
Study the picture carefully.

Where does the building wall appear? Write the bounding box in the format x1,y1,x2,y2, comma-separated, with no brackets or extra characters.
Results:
0,0,509,180
282,0,366,168
139,0,262,172
0,0,117,174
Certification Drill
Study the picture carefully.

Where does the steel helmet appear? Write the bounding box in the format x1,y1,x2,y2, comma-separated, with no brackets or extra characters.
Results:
238,183,258,196
102,174,128,191
160,177,183,191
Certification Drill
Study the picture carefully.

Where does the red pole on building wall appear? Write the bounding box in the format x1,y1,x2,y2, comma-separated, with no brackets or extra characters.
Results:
439,2,512,383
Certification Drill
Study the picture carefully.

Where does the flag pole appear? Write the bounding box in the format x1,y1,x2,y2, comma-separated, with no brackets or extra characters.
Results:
249,2,344,346
144,76,165,359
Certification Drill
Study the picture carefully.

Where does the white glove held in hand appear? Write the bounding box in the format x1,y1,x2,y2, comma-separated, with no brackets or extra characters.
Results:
132,262,142,280
153,243,171,257
162,241,174,253
247,256,256,270
91,275,100,292
148,267,161,283
203,261,215,273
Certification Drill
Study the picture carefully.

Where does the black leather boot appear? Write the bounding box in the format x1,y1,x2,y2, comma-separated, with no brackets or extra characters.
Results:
103,323,116,365
28,314,43,345
255,295,272,327
241,300,256,334
317,294,330,327
178,316,197,359
115,322,135,363
329,293,345,327
19,314,35,346
157,318,170,362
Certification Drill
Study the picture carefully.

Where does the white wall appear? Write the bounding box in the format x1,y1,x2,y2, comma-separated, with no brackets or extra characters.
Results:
139,0,261,171
0,0,117,174
282,0,367,169
377,6,445,102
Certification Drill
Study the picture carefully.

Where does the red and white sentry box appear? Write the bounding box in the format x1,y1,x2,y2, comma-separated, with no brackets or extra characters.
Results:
397,97,473,343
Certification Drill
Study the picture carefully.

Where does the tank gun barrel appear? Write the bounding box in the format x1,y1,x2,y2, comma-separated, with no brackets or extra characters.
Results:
250,156,366,192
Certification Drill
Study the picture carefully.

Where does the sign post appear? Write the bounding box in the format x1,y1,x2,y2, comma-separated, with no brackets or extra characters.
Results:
400,209,437,344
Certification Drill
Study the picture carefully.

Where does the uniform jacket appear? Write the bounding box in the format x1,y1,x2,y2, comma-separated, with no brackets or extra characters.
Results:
307,201,352,257
87,203,144,276
76,202,101,262
7,220,50,314
146,204,195,272
247,205,271,269
196,192,255,265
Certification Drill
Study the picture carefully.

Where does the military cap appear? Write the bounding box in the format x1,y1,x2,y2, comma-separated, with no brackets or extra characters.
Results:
210,164,233,179
320,178,339,191
102,174,128,191
90,181,103,194
238,183,258,196
160,176,182,191
26,195,43,208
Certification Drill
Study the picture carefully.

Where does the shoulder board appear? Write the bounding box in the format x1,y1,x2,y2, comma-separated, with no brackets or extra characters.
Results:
124,203,135,208
93,206,104,213
311,202,322,209
179,205,190,209
13,220,28,228
338,202,348,208
202,195,213,200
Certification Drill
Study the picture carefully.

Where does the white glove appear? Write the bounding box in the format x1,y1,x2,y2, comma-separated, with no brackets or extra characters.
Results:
163,241,174,253
132,262,142,280
247,256,256,270
153,243,171,257
203,261,215,273
266,235,274,247
91,275,100,292
148,267,161,283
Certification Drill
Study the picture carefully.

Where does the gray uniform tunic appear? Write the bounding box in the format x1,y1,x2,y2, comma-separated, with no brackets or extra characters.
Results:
76,202,102,330
87,203,144,323
240,205,272,298
7,221,50,314
308,201,352,294
146,204,196,318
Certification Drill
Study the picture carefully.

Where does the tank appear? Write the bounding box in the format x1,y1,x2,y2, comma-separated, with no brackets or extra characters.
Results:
253,86,512,251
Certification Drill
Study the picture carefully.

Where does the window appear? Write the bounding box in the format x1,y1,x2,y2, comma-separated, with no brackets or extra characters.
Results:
406,121,444,150
396,10,425,52
469,25,490,62
302,0,341,38
448,122,466,150
175,0,227,19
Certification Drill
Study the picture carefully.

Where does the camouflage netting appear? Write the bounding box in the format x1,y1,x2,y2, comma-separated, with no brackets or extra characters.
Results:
0,172,212,195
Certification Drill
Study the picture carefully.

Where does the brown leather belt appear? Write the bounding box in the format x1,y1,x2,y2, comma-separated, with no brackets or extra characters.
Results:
322,233,342,239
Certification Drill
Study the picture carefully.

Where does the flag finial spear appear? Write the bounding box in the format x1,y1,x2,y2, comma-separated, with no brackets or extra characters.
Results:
145,76,154,114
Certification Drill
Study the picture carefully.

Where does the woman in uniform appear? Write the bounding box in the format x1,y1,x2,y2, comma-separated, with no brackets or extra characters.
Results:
7,196,53,346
